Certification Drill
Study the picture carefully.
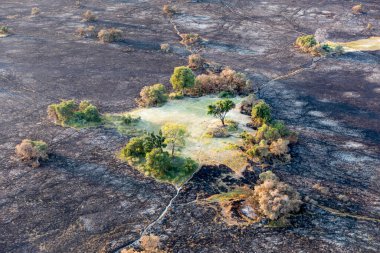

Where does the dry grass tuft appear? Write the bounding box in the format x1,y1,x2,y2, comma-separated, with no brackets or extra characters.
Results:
82,10,97,22
15,139,48,167
98,28,123,43
31,7,40,16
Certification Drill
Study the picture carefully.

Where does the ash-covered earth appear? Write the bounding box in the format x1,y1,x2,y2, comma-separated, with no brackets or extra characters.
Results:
0,0,379,252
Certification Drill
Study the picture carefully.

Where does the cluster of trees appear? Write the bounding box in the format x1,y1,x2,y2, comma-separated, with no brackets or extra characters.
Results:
47,100,101,127
241,100,297,163
121,123,197,183
295,34,344,56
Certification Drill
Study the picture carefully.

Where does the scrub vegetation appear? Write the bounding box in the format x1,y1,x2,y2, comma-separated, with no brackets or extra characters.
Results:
295,34,344,56
15,139,48,167
98,28,123,43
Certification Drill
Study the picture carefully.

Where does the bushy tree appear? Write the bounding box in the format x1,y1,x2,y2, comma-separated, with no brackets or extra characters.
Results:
207,99,236,126
161,123,187,156
255,123,281,143
251,101,271,126
246,171,302,220
170,66,195,94
145,148,171,178
121,131,166,159
137,83,168,107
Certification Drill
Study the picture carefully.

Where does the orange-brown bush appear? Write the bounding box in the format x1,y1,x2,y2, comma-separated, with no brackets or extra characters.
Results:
188,54,204,69
31,7,40,16
269,138,289,156
246,171,302,220
162,4,176,16
352,4,364,15
191,68,250,96
82,10,97,22
98,28,123,43
76,26,96,38
180,33,200,45
121,235,164,253
15,139,48,167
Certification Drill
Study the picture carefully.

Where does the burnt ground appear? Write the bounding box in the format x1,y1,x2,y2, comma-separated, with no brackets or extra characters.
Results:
0,0,379,252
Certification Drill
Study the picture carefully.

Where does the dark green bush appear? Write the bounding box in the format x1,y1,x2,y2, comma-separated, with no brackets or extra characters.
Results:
295,35,317,52
145,148,172,178
48,100,101,127
170,66,195,94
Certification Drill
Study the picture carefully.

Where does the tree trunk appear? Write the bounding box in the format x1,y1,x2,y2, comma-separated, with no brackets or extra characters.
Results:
171,144,175,157
221,118,225,126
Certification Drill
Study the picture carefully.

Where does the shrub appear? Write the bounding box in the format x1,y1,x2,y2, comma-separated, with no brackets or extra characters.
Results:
251,101,271,126
31,7,40,16
160,43,170,53
47,100,101,126
192,68,250,96
180,33,200,45
352,4,364,15
121,115,140,125
163,4,176,16
76,26,96,38
207,99,236,126
136,83,168,107
204,126,230,138
145,148,171,178
188,54,204,69
161,123,187,156
121,234,164,253
0,26,9,35
98,28,123,43
168,92,183,100
15,139,48,167
121,132,166,160
295,35,317,52
269,138,289,156
246,171,302,220
218,91,235,98
255,123,281,143
246,140,269,161
170,66,195,94
271,121,290,137
82,10,97,22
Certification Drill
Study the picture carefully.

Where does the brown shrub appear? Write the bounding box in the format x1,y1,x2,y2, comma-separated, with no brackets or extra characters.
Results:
98,28,123,43
31,7,40,16
269,138,289,156
75,26,96,38
121,235,164,253
191,67,251,96
15,139,48,167
160,43,170,53
82,10,97,22
180,33,200,45
188,54,204,69
352,4,364,15
162,4,176,16
245,171,302,220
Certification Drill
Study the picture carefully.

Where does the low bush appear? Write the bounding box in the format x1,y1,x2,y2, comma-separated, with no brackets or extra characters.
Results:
163,4,176,16
121,234,164,253
15,139,48,167
269,138,289,156
180,33,201,45
98,28,123,43
204,126,230,138
246,140,269,161
76,26,96,38
31,7,40,16
192,68,251,96
246,171,302,220
251,101,271,126
168,92,183,100
218,91,235,98
121,115,141,125
295,35,317,53
296,35,344,56
136,83,168,107
160,43,170,53
188,54,204,69
170,66,195,94
82,10,97,22
352,4,364,15
0,26,9,35
47,100,101,127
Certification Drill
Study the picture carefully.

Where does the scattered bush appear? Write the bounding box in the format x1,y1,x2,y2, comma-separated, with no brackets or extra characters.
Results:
188,54,204,69
136,83,168,107
170,66,195,94
76,26,96,38
121,131,166,160
352,4,364,15
162,123,187,156
251,101,271,126
31,7,40,16
180,33,201,45
163,4,176,16
47,100,101,127
295,35,317,53
0,26,10,35
160,43,170,53
15,139,48,167
246,171,302,220
192,68,250,96
207,99,236,126
82,10,97,22
98,28,123,43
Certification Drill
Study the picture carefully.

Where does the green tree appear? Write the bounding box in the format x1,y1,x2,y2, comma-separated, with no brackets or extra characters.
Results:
137,83,168,107
145,148,171,178
170,66,195,94
207,99,236,126
251,101,271,126
161,123,187,156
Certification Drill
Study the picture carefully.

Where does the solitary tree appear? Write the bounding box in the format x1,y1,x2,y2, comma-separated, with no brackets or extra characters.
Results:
170,66,195,94
251,101,271,126
161,123,187,156
207,99,236,126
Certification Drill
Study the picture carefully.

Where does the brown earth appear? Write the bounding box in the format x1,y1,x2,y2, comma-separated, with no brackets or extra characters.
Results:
0,0,379,252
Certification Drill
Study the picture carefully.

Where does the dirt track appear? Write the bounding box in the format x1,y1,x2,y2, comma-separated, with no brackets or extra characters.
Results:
0,0,379,252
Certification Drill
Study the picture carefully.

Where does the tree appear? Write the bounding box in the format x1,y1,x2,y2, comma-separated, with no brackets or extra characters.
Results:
136,83,168,107
145,148,171,178
207,99,236,126
170,66,195,94
161,123,187,156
